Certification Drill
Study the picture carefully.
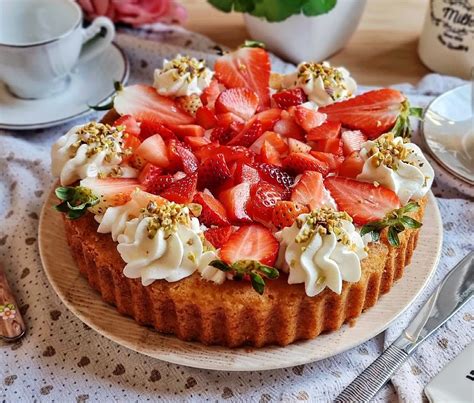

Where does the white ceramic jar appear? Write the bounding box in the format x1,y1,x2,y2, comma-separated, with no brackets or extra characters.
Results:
244,0,367,63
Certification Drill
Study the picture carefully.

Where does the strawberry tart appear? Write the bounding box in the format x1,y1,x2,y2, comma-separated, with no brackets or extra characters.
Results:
51,43,434,347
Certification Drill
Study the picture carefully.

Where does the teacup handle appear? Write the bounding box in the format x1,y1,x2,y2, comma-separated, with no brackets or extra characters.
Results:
79,17,115,64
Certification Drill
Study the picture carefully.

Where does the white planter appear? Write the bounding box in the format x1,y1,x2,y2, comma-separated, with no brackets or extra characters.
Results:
244,0,367,63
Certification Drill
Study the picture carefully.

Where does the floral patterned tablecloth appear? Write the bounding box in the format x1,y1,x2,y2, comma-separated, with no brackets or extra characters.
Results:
1,27,473,402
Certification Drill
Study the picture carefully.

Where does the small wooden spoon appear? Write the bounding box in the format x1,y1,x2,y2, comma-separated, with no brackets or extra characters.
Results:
0,264,26,341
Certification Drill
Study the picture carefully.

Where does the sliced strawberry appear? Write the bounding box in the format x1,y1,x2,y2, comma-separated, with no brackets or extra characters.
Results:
272,201,309,230
176,94,202,116
272,88,307,109
227,120,263,147
139,120,176,142
173,124,205,138
193,191,230,226
338,152,364,178
133,134,169,168
248,108,281,132
294,106,327,132
195,144,255,165
214,47,271,110
288,138,312,154
307,121,341,141
160,173,198,204
198,153,231,189
252,162,295,189
200,78,222,108
215,88,259,120
273,118,305,141
312,137,343,156
250,131,288,155
204,226,233,249
114,84,194,127
291,171,325,210
282,152,329,176
114,114,140,137
138,163,163,187
261,140,282,166
341,130,368,156
184,136,211,150
175,142,199,174
147,174,175,195
220,224,279,266
121,133,141,161
310,151,344,172
195,106,217,129
216,112,245,128
248,182,287,225
210,126,233,144
219,182,252,224
325,177,401,225
319,89,406,139
234,162,260,185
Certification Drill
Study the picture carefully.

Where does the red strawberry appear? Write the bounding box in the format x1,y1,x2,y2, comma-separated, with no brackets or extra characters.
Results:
176,94,202,116
228,120,263,147
219,182,252,223
114,114,141,137
198,153,232,189
138,163,163,187
338,152,365,178
319,89,406,138
250,131,288,155
234,162,260,185
312,137,343,156
193,191,230,226
147,174,175,195
121,133,141,161
325,177,401,225
248,182,287,224
215,87,259,120
195,144,255,165
248,108,281,132
272,88,307,109
307,121,341,141
195,106,217,129
288,138,311,154
133,134,169,168
310,151,344,172
175,142,199,174
200,78,222,108
290,171,325,210
204,226,233,249
252,162,295,189
261,140,283,166
184,135,211,150
294,106,326,132
341,130,368,156
282,152,329,176
272,201,309,230
173,124,205,139
160,173,198,204
114,84,194,127
139,120,176,141
216,111,245,128
220,224,279,266
273,117,305,141
214,47,271,110
210,126,232,144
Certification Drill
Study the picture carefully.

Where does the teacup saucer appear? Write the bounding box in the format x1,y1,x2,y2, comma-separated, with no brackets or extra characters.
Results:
421,84,474,185
0,42,129,130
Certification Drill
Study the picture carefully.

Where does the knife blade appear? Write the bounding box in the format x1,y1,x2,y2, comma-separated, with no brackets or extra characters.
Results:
335,250,474,403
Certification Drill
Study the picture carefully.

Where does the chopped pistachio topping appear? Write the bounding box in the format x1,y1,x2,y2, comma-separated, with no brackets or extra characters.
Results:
163,55,209,83
296,62,349,100
366,132,414,170
69,122,126,163
141,201,190,239
295,207,353,247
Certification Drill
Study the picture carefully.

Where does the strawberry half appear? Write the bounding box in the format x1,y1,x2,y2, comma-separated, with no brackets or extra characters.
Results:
198,153,232,189
204,226,233,249
293,105,327,132
227,120,263,147
252,162,295,189
220,224,279,266
291,171,325,210
307,121,341,141
196,106,217,129
324,177,401,225
272,88,307,109
319,89,406,139
234,162,260,185
248,182,288,225
214,47,271,110
146,174,175,195
193,191,230,226
160,173,197,204
341,130,368,156
310,151,344,172
337,152,365,178
133,134,169,169
272,201,309,230
282,152,329,176
288,138,312,154
114,84,194,127
273,117,305,141
215,88,259,120
138,163,163,189
219,182,252,224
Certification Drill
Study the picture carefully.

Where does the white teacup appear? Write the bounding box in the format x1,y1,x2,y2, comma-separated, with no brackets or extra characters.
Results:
0,0,115,99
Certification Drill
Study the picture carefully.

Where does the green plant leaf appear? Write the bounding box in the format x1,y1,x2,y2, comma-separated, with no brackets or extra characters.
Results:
54,186,98,220
250,272,265,295
409,107,424,120
400,216,422,229
302,0,337,16
401,202,420,213
242,40,266,48
209,260,232,272
387,226,400,247
258,265,280,279
55,187,75,201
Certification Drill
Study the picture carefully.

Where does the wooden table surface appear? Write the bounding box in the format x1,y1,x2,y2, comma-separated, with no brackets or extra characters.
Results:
181,0,432,86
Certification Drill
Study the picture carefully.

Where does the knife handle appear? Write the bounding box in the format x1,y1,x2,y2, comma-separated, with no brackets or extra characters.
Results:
0,264,26,341
334,344,408,403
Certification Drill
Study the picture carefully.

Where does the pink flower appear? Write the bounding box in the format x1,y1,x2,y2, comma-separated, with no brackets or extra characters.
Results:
77,0,187,27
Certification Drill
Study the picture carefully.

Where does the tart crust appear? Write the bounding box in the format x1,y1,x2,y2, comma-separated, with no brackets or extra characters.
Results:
62,197,426,348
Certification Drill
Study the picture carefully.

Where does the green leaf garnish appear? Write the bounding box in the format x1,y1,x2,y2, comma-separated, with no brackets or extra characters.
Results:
88,81,123,111
54,186,99,220
242,40,266,49
391,100,424,139
361,202,422,247
210,259,279,294
208,0,337,22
